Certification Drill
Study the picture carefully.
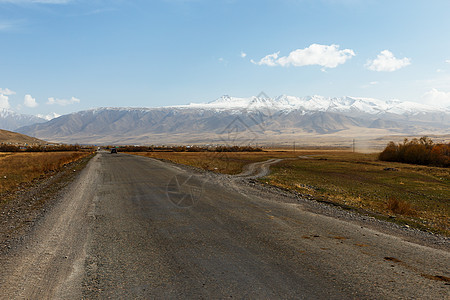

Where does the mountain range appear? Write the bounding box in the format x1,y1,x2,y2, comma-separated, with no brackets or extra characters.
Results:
9,95,450,145
0,109,46,131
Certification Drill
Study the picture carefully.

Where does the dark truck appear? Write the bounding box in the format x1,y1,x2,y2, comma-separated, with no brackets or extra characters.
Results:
110,148,117,154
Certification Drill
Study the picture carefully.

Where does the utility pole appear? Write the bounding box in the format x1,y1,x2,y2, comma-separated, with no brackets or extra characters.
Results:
352,139,355,153
293,141,296,152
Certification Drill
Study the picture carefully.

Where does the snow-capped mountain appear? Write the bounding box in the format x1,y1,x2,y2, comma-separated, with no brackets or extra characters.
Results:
16,95,450,145
181,95,448,116
0,109,46,131
37,112,62,121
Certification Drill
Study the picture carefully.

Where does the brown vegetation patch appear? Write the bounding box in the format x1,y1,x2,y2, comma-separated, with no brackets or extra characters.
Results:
386,197,416,216
384,257,402,263
379,137,449,167
332,236,348,240
421,274,450,282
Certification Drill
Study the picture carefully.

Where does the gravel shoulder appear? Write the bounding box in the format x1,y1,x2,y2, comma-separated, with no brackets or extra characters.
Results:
0,153,98,299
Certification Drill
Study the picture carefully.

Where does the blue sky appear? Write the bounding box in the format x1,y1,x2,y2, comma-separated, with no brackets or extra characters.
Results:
1,0,450,118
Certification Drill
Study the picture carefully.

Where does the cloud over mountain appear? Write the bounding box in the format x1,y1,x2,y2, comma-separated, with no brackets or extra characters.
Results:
47,96,80,106
252,44,355,68
0,94,10,110
365,50,410,72
24,94,38,108
0,88,16,95
422,88,450,108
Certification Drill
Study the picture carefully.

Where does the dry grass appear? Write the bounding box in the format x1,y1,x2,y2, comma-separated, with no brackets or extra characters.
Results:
386,197,415,216
0,152,92,197
266,152,449,235
129,150,450,235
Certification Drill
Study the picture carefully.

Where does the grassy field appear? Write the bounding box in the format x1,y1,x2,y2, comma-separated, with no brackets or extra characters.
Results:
0,152,92,197
266,152,449,235
129,150,449,235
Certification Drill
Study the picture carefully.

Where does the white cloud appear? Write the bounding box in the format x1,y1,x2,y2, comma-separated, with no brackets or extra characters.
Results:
0,88,16,95
0,94,10,109
421,88,450,108
370,81,379,85
446,59,450,64
365,50,410,72
37,112,61,120
252,44,355,68
251,52,280,66
47,96,80,106
24,94,38,108
240,51,247,58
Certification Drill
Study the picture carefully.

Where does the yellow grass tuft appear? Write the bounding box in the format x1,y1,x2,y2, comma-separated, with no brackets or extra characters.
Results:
386,197,415,216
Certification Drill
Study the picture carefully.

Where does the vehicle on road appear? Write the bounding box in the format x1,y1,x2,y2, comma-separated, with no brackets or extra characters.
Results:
110,148,117,154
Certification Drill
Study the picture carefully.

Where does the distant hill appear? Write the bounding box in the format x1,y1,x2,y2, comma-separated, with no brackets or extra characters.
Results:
0,129,46,145
0,109,46,131
16,95,450,145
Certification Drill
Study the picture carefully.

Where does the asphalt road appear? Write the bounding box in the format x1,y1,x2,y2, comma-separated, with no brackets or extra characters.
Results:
0,152,448,299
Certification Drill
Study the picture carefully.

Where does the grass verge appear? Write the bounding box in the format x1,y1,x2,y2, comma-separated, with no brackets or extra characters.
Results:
0,151,92,197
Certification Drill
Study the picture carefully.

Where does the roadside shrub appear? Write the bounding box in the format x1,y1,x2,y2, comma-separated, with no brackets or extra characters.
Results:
386,197,415,216
0,144,20,152
379,137,449,167
378,141,398,162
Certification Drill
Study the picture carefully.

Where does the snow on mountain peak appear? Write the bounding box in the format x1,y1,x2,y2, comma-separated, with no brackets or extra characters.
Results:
0,108,47,131
176,94,449,116
36,112,61,121
0,108,16,118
